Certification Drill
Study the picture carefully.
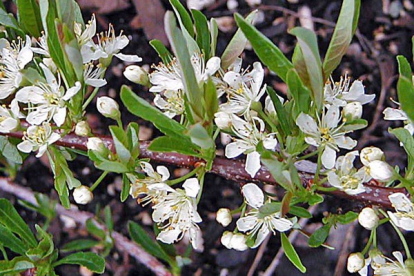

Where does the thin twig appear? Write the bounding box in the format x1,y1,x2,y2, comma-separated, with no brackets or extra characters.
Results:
0,178,172,276
247,235,271,276
3,131,406,208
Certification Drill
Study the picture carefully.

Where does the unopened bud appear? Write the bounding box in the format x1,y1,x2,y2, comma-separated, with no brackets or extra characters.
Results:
358,207,379,230
347,252,365,273
230,233,248,251
124,65,150,87
73,185,93,205
360,147,384,166
344,102,363,120
367,160,395,182
97,96,120,120
216,208,232,227
87,137,107,154
221,231,233,249
75,121,91,137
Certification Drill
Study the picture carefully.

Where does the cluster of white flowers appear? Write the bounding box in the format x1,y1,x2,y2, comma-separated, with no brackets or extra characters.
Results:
128,162,204,250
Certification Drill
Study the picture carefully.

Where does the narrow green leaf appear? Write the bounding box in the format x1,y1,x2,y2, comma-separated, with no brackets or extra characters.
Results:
127,122,140,159
289,206,312,218
352,0,361,35
289,27,323,110
292,45,311,89
266,86,291,135
62,239,100,252
397,56,414,123
281,232,306,273
192,9,210,59
204,77,218,120
391,128,414,159
109,126,132,164
0,9,23,35
26,225,54,260
150,39,173,64
0,136,23,164
104,206,113,233
86,219,106,240
308,224,331,248
53,252,105,273
221,11,256,69
234,13,293,82
210,18,218,57
128,221,171,263
0,224,27,255
165,11,203,120
148,136,201,157
323,0,356,80
337,211,358,225
16,0,42,37
260,151,290,191
187,123,214,149
0,199,37,247
169,0,194,37
0,257,34,275
286,68,311,114
120,85,189,140
121,173,130,202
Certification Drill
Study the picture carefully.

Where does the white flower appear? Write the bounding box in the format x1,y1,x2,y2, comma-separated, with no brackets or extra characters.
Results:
219,62,266,117
343,102,363,120
73,185,93,205
15,64,81,126
225,116,277,177
216,208,232,227
96,96,120,120
366,160,395,182
372,251,413,276
0,99,20,133
347,253,365,273
214,111,234,130
17,122,60,157
221,231,248,251
74,15,97,47
187,0,215,10
153,90,185,118
124,65,149,86
327,151,368,195
236,183,294,248
358,207,379,230
75,121,91,137
360,146,384,166
152,178,203,250
31,33,50,57
387,193,414,231
84,63,107,88
384,107,414,135
0,36,33,99
296,105,357,169
324,77,375,107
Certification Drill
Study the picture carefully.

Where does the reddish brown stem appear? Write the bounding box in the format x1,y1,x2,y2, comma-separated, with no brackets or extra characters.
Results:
4,131,406,208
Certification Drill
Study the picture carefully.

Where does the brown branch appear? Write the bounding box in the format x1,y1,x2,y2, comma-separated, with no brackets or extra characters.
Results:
4,131,407,208
0,178,172,276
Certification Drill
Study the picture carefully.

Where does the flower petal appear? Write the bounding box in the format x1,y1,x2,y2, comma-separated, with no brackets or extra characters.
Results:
183,178,200,198
245,151,261,177
242,183,264,208
322,146,336,169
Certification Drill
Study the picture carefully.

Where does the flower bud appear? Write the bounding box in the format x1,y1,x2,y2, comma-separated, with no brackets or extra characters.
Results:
97,96,120,120
87,137,107,155
73,185,93,205
344,102,363,121
221,231,233,249
75,121,91,137
360,147,384,166
216,208,232,227
230,233,248,251
347,253,365,273
358,207,379,230
214,112,233,130
124,65,150,87
367,160,395,182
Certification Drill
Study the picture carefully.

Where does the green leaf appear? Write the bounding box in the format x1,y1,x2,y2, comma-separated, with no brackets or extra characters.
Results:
337,211,358,225
286,68,311,114
397,55,414,123
121,173,130,202
110,126,132,164
308,193,324,205
221,11,256,69
234,13,293,82
148,136,201,157
53,252,105,273
289,206,312,218
16,0,42,37
289,27,323,111
266,86,291,135
62,239,100,252
56,0,79,29
204,77,219,120
86,219,106,240
88,151,129,173
341,119,368,132
121,86,189,140
127,122,140,160
0,9,24,35
210,18,218,57
260,151,291,191
352,0,361,36
26,225,54,261
104,206,113,233
150,39,173,64
308,224,331,248
281,232,306,273
187,123,214,149
0,257,34,275
128,221,171,263
165,11,203,120
323,0,357,79
292,45,311,89
0,199,37,247
259,202,281,216
192,9,210,59
391,128,414,159
0,136,23,164
0,224,27,255
169,0,194,37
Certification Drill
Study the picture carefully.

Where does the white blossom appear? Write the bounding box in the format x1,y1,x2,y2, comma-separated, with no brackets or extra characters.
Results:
236,183,294,248
0,36,33,99
84,63,107,88
343,102,363,120
73,185,93,205
327,151,369,195
17,122,60,157
324,77,375,107
347,253,366,273
358,207,379,230
360,146,384,166
296,105,357,169
384,107,414,136
154,90,185,118
225,116,277,177
124,65,149,86
15,64,81,126
388,193,414,231
96,96,120,120
216,208,232,227
0,99,20,133
75,121,91,137
366,160,395,182
221,231,248,251
372,251,413,276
